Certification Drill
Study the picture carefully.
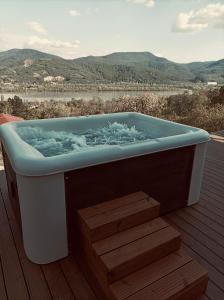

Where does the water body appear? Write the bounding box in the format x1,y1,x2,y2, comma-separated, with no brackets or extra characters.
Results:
1,89,188,102
16,123,151,157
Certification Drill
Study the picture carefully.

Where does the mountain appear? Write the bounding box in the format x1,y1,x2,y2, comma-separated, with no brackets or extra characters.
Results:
0,49,223,84
74,52,196,83
187,59,224,83
0,48,61,63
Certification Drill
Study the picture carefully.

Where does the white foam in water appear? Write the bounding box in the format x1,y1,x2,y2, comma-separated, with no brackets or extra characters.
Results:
16,122,151,157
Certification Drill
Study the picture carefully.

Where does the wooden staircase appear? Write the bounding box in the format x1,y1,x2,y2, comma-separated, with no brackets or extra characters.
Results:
77,192,208,300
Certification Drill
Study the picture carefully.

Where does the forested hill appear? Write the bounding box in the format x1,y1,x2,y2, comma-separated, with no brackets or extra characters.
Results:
0,49,223,84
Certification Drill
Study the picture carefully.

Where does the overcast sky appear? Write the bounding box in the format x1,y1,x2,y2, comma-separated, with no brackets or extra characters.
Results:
0,0,223,62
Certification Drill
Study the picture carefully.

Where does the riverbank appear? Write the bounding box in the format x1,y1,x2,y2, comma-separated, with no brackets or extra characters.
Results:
0,89,190,102
0,82,201,93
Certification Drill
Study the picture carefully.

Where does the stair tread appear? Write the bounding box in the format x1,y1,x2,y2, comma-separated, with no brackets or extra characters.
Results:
81,193,159,229
110,249,192,300
78,191,149,219
100,226,181,272
93,217,169,256
86,198,159,229
78,192,160,242
110,256,208,300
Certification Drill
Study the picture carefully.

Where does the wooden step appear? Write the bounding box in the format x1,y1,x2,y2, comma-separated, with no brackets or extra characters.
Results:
93,217,169,256
95,222,181,283
109,249,192,300
78,192,160,242
76,192,207,300
109,250,208,300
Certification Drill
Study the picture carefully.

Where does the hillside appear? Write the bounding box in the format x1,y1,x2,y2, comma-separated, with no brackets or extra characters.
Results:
0,49,223,85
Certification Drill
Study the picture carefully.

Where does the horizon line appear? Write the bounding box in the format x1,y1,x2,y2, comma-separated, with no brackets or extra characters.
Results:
0,47,223,65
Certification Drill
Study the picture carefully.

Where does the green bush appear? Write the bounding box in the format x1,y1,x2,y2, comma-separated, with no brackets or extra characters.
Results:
208,86,224,105
177,104,224,132
165,92,209,116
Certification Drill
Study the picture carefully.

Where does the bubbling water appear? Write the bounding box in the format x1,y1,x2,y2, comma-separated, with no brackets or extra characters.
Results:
16,122,151,157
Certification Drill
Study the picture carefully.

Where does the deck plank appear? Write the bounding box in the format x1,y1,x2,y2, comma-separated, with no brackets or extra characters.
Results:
0,171,93,300
165,213,224,274
0,172,52,300
192,204,224,227
0,257,7,300
164,219,224,300
174,209,224,249
41,262,74,299
0,184,30,300
181,243,224,295
201,196,224,212
181,207,224,238
60,256,97,300
164,137,224,300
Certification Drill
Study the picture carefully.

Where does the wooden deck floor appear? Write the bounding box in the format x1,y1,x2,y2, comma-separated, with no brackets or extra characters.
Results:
166,135,224,300
0,136,224,300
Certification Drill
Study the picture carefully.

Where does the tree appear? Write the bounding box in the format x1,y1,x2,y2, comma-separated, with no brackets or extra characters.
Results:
208,86,224,105
7,95,25,117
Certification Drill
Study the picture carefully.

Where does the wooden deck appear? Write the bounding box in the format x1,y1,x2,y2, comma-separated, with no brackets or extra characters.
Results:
0,135,224,300
166,135,224,300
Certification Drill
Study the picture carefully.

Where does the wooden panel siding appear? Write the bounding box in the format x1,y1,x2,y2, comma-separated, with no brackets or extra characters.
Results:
65,146,194,250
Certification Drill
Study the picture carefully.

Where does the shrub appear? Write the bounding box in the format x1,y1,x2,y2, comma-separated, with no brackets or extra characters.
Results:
208,86,224,105
166,92,209,116
176,104,224,132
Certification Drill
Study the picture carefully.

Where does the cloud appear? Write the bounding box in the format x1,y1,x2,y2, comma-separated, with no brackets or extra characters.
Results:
173,2,224,32
27,21,47,35
127,0,155,8
69,9,81,16
86,7,100,15
69,8,99,16
25,36,80,58
0,29,80,58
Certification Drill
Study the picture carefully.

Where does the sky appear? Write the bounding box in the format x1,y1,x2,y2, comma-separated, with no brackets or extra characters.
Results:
0,0,223,63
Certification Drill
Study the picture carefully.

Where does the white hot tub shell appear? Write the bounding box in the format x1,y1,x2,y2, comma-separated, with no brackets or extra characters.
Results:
0,112,210,264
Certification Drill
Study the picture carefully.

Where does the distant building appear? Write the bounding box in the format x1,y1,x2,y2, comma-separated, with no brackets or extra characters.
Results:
207,81,217,86
44,76,54,82
55,76,65,82
44,75,65,83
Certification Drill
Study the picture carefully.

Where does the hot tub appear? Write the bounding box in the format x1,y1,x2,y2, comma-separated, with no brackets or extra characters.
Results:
0,112,209,264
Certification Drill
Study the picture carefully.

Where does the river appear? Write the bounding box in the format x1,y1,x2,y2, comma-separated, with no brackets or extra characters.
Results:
0,89,189,102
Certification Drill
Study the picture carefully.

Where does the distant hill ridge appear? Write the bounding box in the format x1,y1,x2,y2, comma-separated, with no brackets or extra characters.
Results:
0,48,223,84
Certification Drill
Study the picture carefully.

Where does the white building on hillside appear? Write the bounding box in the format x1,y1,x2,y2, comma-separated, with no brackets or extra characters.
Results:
44,76,54,82
207,81,217,86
